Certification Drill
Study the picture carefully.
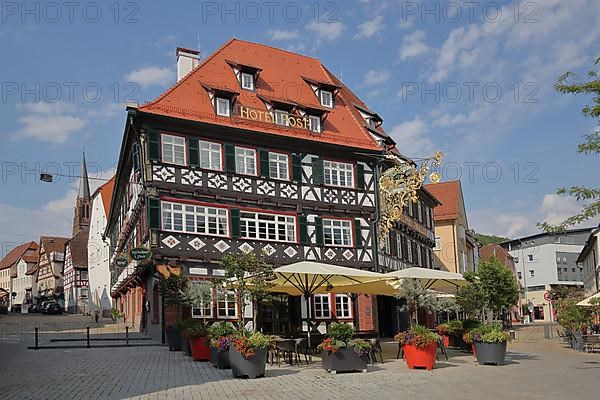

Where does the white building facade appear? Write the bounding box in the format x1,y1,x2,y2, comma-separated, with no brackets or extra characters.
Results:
11,258,34,310
578,226,600,297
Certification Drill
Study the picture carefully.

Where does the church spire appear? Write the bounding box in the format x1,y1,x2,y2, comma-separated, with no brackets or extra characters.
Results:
79,151,90,199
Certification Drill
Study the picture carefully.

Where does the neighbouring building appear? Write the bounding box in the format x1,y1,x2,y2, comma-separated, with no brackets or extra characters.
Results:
106,39,437,341
35,236,69,306
63,153,92,314
578,224,600,297
425,180,479,274
0,242,38,310
501,228,593,322
479,243,522,323
11,246,39,311
88,177,115,317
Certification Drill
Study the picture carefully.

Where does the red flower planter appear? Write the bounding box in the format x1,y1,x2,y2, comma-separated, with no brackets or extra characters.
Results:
403,343,437,370
441,335,450,348
189,337,211,361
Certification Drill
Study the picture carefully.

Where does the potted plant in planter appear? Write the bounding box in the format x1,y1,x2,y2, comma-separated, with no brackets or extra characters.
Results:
470,324,510,365
446,320,463,348
208,322,235,369
229,331,272,379
318,323,372,374
159,274,190,351
177,318,195,356
436,323,450,348
394,325,440,370
186,319,211,361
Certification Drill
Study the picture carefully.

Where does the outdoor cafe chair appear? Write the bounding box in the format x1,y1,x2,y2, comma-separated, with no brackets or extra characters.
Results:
584,335,600,353
294,338,309,365
369,338,384,363
274,339,297,366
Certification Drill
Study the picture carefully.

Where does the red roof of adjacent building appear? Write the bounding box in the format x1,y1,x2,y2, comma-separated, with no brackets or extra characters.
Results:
424,180,462,221
99,176,115,217
0,241,38,271
39,236,69,256
139,38,385,151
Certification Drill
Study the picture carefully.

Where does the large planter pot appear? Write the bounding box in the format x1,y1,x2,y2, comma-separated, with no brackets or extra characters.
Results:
189,337,211,361
571,333,584,352
229,346,268,379
166,326,182,351
474,341,507,365
441,335,450,348
183,336,192,356
448,333,461,348
403,343,437,370
210,347,231,369
321,346,369,374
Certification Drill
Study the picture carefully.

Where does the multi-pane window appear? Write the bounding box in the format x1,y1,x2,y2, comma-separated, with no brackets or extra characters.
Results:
217,290,237,318
324,161,354,188
320,90,333,108
274,110,288,126
407,240,413,262
314,294,330,318
268,152,289,180
162,201,228,236
335,295,351,318
241,72,254,90
80,288,89,298
323,219,353,247
240,211,296,242
396,234,403,258
216,97,230,116
199,140,222,170
434,237,441,251
235,147,256,175
161,134,186,165
309,115,321,133
191,283,213,318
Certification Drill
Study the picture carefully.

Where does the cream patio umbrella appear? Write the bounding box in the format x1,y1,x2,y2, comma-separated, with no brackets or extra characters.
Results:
577,292,600,307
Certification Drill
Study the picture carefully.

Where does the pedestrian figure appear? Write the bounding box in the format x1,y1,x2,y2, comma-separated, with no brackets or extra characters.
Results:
94,310,99,323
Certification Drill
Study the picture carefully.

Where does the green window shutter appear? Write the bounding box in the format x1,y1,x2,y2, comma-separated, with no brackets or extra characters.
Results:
230,208,241,238
147,130,160,162
311,157,324,185
390,231,398,256
259,149,270,178
132,143,140,172
356,164,365,190
224,144,236,173
291,154,302,182
147,197,161,230
401,235,408,261
188,138,200,168
299,215,309,245
315,217,324,246
354,219,362,248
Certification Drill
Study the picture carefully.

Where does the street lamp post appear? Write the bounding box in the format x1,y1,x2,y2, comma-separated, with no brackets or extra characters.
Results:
519,239,530,323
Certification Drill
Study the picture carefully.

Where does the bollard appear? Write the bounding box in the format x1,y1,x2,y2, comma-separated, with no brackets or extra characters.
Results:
544,325,551,339
34,327,39,350
86,327,90,348
126,326,129,347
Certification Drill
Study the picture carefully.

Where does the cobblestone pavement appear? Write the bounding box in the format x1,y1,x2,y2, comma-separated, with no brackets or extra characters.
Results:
1,315,599,400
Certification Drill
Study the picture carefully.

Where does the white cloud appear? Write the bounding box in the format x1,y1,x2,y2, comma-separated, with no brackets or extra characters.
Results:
125,66,175,88
398,30,430,61
539,194,582,226
266,29,300,40
306,21,345,42
355,15,384,39
12,102,86,144
363,70,391,86
388,118,433,156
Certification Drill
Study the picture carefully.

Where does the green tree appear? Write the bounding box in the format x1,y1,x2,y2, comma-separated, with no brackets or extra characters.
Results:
158,274,190,320
539,58,600,232
186,280,214,323
396,280,439,327
456,272,485,318
556,299,592,331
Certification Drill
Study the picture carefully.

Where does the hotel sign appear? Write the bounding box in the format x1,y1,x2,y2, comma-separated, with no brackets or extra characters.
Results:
238,105,311,130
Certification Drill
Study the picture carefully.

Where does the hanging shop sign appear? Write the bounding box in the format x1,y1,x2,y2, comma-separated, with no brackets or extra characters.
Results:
130,247,152,261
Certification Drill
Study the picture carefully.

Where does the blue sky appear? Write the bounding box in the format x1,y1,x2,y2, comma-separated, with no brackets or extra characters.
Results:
1,0,599,250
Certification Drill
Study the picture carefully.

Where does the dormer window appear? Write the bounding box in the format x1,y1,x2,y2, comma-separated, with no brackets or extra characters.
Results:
366,117,376,129
241,72,254,90
309,115,321,133
216,97,230,117
320,90,333,108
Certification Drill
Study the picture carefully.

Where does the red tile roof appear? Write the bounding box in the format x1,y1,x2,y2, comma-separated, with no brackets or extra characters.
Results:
139,38,384,151
0,241,38,271
424,180,462,221
66,229,89,268
99,176,115,218
39,236,69,257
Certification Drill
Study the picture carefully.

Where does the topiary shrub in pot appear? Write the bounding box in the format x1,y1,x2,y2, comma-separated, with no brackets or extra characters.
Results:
186,320,211,361
229,331,272,379
395,325,440,370
471,324,510,365
318,323,372,374
208,322,235,369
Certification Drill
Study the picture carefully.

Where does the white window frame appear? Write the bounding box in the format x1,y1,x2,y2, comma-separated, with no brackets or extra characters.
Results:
235,147,257,176
191,283,213,318
335,294,352,319
527,254,534,262
314,294,331,319
396,234,403,258
529,269,535,277
323,160,354,188
161,134,186,166
216,97,230,117
217,290,238,319
407,240,413,263
199,140,222,171
241,72,254,90
320,90,333,108
309,115,321,133
161,201,229,237
434,236,441,251
268,152,289,180
239,211,297,243
323,218,353,247
274,109,289,126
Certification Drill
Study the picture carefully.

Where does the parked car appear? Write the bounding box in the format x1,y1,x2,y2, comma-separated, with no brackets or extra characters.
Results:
11,304,22,313
40,301,53,314
28,304,40,313
46,303,63,315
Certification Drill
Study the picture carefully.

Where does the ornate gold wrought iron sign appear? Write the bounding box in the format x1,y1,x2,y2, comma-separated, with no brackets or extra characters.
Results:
378,151,443,247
